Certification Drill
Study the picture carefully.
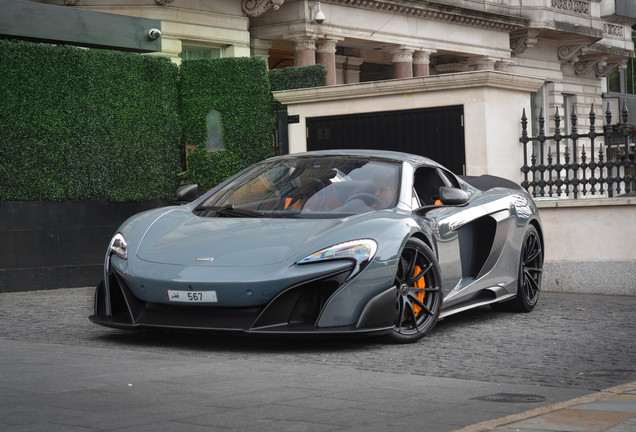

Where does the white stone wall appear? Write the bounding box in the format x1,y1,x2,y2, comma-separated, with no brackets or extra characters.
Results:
537,197,636,295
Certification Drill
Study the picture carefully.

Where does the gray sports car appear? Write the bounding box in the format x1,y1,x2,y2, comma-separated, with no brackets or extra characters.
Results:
90,150,543,343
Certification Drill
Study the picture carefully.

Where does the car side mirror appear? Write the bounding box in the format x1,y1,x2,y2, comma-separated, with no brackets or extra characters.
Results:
175,184,199,203
439,187,469,205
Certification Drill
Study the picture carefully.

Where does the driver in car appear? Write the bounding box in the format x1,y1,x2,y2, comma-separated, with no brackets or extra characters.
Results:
373,180,395,209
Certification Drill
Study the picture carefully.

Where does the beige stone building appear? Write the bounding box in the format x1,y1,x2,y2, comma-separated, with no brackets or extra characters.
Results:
36,1,634,113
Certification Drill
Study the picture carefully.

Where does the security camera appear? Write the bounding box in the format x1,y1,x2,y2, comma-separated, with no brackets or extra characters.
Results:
309,1,325,24
148,28,162,40
314,9,325,24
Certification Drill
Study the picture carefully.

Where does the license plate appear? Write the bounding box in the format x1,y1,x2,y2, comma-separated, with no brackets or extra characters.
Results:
164,290,217,303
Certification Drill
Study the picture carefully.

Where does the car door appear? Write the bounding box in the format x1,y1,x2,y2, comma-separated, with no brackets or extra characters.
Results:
414,167,498,304
414,167,516,310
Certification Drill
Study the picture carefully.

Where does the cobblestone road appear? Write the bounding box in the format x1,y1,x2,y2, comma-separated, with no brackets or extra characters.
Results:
1,288,634,392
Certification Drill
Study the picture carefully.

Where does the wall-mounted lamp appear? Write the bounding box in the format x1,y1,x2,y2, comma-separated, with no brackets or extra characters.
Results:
308,1,325,24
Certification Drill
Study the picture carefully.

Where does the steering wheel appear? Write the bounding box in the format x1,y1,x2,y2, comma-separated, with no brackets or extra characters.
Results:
344,192,385,208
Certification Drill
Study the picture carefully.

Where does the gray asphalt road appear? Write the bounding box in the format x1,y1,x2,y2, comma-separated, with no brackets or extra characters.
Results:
1,288,635,431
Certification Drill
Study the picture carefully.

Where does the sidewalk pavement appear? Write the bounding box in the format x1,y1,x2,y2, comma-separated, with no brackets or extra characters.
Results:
457,380,636,432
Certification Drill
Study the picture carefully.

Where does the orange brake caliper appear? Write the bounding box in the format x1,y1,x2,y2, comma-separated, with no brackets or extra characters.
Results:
412,265,426,316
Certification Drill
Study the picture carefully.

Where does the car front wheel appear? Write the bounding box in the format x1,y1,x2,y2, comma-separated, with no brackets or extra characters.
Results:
388,238,442,343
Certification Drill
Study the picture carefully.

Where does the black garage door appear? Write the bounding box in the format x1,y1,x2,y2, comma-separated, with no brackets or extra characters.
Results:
306,105,465,175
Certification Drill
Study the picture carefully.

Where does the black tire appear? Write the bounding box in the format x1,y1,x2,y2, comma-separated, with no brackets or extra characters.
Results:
387,238,442,343
495,225,543,312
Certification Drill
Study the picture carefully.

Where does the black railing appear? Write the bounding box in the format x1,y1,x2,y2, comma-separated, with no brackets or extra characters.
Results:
520,103,635,198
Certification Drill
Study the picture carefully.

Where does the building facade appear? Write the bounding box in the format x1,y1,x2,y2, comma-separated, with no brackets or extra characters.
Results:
28,1,634,118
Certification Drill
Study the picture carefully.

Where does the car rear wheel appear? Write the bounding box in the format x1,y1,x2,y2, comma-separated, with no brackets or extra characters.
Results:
388,238,442,343
495,225,543,312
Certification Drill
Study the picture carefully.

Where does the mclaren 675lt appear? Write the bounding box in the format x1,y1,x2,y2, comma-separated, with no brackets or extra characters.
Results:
90,150,544,343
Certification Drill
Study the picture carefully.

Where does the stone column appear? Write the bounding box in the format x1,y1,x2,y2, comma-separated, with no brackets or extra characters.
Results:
251,39,274,67
392,48,414,79
343,57,363,84
468,56,497,71
293,38,316,66
413,50,434,77
336,55,346,84
316,39,338,86
495,59,514,72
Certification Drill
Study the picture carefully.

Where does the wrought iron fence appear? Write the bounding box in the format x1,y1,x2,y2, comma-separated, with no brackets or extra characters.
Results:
520,103,635,198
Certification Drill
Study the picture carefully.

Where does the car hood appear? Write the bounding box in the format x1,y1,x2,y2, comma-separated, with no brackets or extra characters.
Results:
135,209,353,267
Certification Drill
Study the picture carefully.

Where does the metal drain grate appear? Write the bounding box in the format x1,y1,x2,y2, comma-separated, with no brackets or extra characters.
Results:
472,393,546,403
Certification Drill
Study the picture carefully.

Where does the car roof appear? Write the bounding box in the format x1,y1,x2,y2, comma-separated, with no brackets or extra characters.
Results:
272,149,443,168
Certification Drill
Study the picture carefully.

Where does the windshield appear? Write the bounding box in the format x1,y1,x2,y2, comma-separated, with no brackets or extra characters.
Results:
197,156,401,218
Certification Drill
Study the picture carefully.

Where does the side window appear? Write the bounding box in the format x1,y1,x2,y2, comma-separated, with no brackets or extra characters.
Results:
413,167,446,205
438,169,460,189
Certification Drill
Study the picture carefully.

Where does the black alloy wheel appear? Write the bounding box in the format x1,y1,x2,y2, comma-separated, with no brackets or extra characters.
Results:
516,225,543,311
388,238,442,343
495,225,543,312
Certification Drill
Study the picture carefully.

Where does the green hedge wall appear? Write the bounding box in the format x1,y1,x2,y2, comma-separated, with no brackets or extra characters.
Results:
0,40,181,201
179,57,276,189
180,63,327,189
268,64,327,92
0,41,327,200
269,64,327,110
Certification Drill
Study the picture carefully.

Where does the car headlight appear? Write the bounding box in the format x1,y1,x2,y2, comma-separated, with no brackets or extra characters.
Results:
297,239,377,277
109,233,128,260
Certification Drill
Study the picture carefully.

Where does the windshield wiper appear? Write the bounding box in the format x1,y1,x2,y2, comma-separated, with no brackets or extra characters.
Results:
198,205,264,218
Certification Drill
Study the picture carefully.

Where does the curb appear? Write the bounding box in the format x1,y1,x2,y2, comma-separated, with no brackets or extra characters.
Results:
453,380,636,432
